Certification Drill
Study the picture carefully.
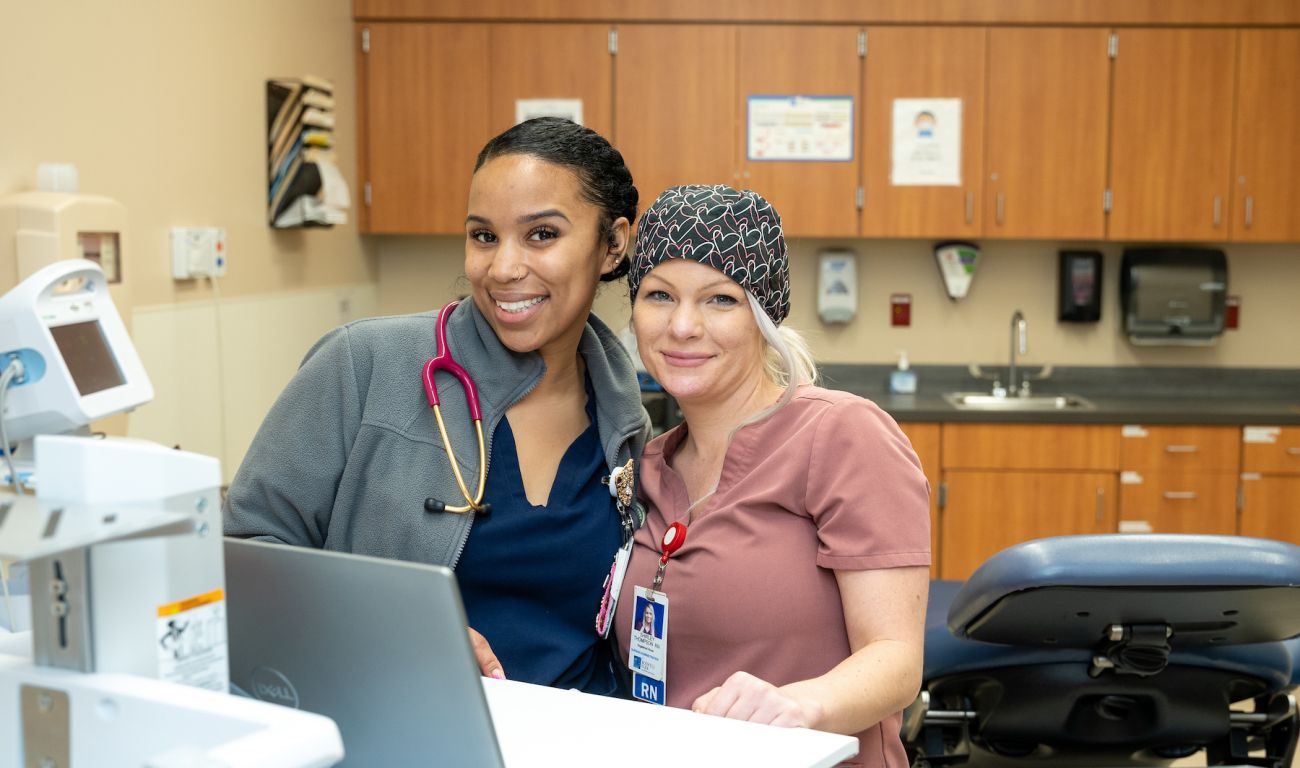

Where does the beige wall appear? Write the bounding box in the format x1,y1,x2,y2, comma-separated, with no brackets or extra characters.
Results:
378,236,1300,369
1,0,377,480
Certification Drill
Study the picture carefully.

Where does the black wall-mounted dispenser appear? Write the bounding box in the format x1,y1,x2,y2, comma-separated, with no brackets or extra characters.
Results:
1120,247,1227,345
1058,250,1103,323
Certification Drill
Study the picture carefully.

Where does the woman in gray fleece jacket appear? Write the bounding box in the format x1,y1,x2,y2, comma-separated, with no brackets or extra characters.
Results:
224,118,650,697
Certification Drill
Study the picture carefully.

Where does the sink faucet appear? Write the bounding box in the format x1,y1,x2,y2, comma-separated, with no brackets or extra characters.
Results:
1009,309,1027,397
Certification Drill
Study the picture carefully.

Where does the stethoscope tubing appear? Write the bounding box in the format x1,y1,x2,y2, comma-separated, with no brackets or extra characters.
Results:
422,301,489,514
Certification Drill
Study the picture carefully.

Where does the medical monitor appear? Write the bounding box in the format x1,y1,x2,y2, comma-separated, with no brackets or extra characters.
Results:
0,259,152,444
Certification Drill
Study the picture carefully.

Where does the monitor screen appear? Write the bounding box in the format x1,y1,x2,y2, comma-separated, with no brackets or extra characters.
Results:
49,320,126,396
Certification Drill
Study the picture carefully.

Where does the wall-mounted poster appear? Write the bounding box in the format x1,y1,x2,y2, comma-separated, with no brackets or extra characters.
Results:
891,98,961,186
747,95,854,162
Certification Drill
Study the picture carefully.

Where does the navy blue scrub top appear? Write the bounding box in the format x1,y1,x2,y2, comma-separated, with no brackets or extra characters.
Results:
455,373,623,695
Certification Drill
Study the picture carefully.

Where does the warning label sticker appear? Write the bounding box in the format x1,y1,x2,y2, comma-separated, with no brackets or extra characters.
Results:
156,588,229,693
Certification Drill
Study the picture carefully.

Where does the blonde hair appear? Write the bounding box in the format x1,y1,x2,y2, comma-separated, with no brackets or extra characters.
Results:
747,293,817,402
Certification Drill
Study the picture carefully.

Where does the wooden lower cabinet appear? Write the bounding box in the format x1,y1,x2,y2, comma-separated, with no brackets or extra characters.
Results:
1240,475,1300,545
940,470,1118,580
898,422,942,578
1118,470,1238,535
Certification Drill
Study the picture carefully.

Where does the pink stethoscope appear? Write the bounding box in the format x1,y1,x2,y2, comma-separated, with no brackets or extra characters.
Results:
421,301,489,515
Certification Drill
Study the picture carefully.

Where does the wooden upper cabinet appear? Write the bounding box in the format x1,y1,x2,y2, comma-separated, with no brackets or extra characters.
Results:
1232,29,1300,242
737,26,862,237
1108,29,1236,241
862,27,986,238
488,25,614,140
360,23,489,233
614,25,737,208
984,28,1110,239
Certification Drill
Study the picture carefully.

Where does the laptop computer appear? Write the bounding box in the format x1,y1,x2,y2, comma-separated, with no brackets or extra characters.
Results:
223,538,505,767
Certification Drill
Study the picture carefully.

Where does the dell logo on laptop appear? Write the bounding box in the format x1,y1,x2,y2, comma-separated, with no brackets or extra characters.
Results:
250,666,300,709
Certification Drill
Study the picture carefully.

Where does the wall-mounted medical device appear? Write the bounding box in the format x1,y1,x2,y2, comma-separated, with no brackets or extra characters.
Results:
0,260,152,444
817,250,858,324
934,241,981,300
1120,247,1227,346
0,192,127,295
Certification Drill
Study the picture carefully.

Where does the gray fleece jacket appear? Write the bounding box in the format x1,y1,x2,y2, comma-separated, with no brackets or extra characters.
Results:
223,299,649,569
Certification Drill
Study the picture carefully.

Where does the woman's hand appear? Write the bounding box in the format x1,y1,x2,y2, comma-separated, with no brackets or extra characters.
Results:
468,627,506,680
691,671,824,728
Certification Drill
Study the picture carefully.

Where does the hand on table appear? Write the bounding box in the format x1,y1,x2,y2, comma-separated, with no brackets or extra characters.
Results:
468,627,505,680
691,671,824,729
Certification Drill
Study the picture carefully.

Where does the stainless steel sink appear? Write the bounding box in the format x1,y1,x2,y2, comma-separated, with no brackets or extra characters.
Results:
943,392,1096,411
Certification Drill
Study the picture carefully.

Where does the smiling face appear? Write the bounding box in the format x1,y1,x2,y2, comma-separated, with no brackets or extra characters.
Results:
465,154,626,359
632,259,770,408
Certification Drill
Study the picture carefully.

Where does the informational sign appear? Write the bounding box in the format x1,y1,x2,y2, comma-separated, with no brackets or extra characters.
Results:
156,588,230,693
515,98,584,126
747,95,854,162
891,98,962,186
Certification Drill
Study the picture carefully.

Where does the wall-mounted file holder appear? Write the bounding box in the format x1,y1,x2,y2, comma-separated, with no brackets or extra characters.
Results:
266,76,350,228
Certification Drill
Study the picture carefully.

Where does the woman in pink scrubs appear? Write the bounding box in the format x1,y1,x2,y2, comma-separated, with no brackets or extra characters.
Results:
615,185,931,767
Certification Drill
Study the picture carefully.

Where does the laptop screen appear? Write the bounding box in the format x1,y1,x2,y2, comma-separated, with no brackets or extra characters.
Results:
223,538,504,767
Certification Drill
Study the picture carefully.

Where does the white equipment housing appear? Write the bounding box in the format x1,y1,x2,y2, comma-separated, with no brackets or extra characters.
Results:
0,191,126,296
0,260,151,446
0,258,343,766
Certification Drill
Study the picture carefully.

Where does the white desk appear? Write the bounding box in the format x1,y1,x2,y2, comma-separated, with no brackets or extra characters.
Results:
483,677,858,768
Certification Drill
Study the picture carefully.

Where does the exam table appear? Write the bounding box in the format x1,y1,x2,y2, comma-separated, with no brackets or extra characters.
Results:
906,535,1300,767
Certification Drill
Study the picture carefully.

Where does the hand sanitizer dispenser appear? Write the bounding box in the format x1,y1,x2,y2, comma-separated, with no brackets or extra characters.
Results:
889,350,918,394
818,250,857,324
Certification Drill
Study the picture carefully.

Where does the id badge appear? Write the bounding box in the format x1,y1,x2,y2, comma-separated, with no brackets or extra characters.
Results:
595,539,633,638
628,586,668,705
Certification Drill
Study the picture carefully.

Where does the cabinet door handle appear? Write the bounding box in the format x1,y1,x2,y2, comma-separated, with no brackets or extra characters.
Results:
1245,195,1254,229
1095,487,1105,524
965,191,973,225
1164,445,1199,454
996,192,1005,225
1213,196,1222,227
1286,447,1300,455
1163,491,1198,501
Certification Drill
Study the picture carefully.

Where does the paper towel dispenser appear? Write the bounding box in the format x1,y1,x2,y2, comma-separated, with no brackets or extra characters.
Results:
1120,247,1227,345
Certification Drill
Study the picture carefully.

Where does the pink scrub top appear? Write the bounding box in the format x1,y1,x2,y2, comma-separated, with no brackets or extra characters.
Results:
615,386,931,768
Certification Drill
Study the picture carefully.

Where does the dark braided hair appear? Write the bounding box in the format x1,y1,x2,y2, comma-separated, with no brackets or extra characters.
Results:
474,117,638,282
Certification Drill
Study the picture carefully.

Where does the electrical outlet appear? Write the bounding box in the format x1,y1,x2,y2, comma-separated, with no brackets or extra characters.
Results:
170,227,227,279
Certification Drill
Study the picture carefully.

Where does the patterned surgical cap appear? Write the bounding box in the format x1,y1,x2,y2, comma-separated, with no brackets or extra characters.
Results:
629,185,789,325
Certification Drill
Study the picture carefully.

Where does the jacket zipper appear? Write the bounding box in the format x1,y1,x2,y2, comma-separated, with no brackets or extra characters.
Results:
447,375,541,571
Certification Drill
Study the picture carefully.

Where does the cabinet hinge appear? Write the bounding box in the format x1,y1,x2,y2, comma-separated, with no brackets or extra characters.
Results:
363,182,372,207
608,29,618,55
362,27,370,54
858,31,867,57
1108,32,1117,59
1103,188,1113,213
937,481,947,510
855,187,864,210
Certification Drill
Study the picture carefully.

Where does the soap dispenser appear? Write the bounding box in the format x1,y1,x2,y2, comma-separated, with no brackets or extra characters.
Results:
889,350,918,394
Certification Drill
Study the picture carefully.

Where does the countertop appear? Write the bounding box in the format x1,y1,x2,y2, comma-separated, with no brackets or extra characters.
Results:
819,364,1300,426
